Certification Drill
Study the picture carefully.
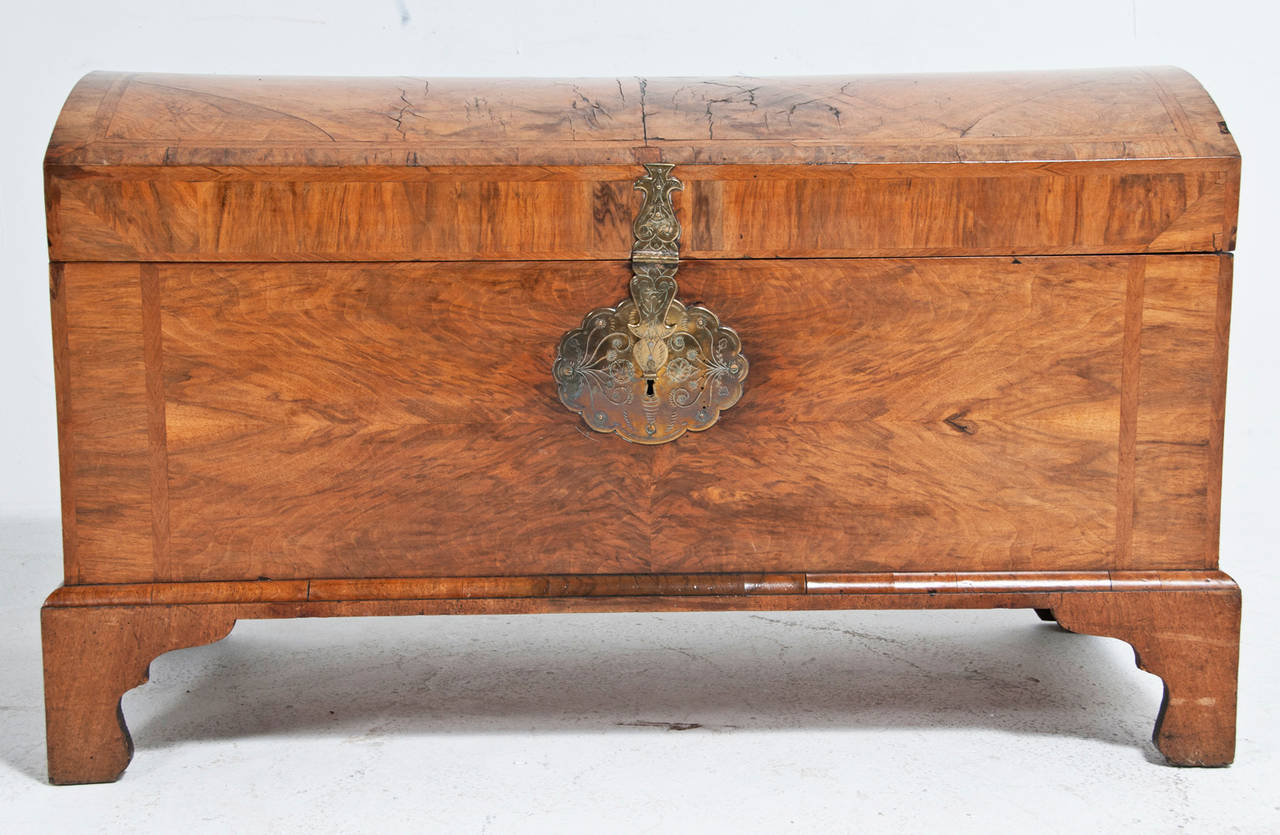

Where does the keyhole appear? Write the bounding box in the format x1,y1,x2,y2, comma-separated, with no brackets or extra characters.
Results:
646,379,655,397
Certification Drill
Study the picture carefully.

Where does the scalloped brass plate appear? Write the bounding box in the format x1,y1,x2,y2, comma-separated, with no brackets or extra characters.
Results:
553,164,748,444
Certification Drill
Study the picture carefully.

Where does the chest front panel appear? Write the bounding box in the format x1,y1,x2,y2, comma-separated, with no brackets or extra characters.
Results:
54,253,1226,583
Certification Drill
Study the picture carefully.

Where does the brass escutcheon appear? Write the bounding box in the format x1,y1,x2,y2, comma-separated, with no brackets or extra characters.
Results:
553,163,748,444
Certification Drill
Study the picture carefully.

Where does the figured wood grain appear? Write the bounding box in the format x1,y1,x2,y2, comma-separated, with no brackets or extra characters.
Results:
53,255,1226,584
46,69,1237,167
641,70,1237,159
46,163,1237,262
1127,256,1229,568
143,256,1141,582
61,264,151,583
44,69,1240,262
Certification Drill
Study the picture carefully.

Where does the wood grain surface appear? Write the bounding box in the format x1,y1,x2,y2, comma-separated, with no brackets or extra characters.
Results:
46,69,1237,166
40,580,1240,781
44,69,1240,261
43,569,1237,607
52,255,1227,584
58,263,150,583
45,162,1239,262
41,603,237,784
1054,588,1241,766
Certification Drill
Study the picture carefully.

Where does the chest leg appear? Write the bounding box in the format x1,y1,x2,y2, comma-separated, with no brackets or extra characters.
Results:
41,603,237,784
1053,588,1241,766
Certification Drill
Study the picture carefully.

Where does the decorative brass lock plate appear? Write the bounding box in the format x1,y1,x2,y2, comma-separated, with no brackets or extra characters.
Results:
553,164,748,444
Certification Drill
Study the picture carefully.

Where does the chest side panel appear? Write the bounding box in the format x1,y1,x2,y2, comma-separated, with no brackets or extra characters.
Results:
53,255,1226,583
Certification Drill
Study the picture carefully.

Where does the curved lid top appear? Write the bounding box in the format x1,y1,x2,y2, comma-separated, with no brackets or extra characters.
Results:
46,67,1238,167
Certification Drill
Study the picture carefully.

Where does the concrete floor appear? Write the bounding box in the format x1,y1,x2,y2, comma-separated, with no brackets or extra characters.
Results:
1,516,1276,833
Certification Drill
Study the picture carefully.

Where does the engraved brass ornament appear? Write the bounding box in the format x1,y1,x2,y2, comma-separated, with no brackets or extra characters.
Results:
554,163,748,444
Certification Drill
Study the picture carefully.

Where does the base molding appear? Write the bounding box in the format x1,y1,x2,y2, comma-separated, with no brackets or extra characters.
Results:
43,569,1237,607
41,572,1241,783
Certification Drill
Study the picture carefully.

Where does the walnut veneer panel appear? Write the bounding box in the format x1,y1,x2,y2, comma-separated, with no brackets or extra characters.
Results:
55,264,152,583
45,162,1237,262
51,256,1224,584
47,69,1235,166
43,570,1237,608
44,69,1239,262
1128,256,1231,568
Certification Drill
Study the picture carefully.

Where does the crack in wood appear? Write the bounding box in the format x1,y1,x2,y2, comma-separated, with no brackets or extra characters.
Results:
639,77,649,143
570,85,612,130
702,84,761,140
944,410,977,435
785,98,842,128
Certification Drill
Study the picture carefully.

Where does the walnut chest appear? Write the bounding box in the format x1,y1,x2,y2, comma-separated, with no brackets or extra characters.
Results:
40,69,1242,782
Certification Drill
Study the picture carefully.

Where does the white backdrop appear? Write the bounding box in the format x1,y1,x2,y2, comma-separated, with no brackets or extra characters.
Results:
2,0,1276,563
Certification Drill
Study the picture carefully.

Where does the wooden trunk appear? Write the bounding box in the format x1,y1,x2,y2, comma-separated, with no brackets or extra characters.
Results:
41,69,1242,782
